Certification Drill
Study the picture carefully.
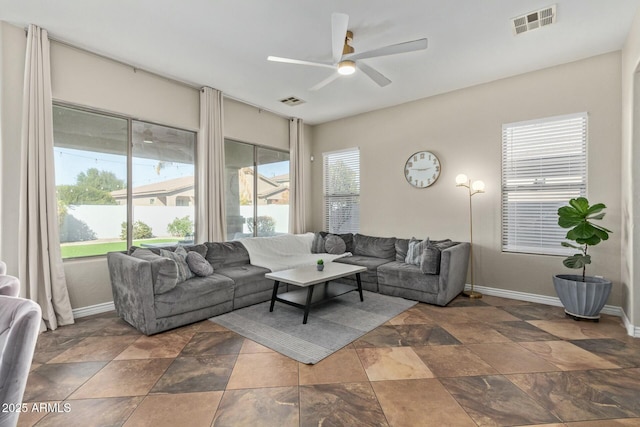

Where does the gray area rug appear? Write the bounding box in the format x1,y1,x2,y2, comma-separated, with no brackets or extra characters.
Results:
210,290,417,364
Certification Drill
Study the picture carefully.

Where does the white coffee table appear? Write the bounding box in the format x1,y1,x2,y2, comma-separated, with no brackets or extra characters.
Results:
266,263,367,324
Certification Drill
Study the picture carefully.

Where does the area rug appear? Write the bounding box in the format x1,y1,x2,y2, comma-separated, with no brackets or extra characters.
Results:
209,290,417,364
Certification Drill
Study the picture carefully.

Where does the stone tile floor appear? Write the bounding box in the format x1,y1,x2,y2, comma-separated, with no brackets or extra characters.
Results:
17,295,640,426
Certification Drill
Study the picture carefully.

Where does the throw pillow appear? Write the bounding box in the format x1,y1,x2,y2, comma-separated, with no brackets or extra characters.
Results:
130,248,178,294
420,239,456,274
405,237,429,266
159,248,194,283
311,232,326,253
324,234,347,255
186,251,214,277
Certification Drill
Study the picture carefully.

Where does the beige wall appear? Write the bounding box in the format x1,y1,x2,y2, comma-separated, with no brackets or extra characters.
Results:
0,23,292,309
311,52,623,305
622,10,640,327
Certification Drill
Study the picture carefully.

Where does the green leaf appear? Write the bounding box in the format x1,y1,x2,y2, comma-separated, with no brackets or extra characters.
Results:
576,235,601,246
586,203,606,215
563,254,591,269
566,222,597,240
569,197,589,214
592,227,610,241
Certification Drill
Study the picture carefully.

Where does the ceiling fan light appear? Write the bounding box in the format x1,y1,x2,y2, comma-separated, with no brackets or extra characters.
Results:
338,60,356,75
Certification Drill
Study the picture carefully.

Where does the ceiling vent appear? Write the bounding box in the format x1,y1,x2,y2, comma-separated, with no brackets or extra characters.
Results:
512,5,556,35
279,96,305,106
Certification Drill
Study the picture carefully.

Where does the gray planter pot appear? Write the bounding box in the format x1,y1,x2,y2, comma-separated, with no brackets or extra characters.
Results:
552,274,612,321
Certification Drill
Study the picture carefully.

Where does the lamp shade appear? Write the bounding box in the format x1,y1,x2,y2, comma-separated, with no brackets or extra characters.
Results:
471,180,485,192
338,60,356,75
455,174,468,185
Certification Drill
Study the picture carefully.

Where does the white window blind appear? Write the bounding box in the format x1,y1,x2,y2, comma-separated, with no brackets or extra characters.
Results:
323,148,360,234
502,113,587,255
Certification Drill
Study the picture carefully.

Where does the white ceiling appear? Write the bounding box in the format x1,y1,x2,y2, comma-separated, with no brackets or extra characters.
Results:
1,0,639,125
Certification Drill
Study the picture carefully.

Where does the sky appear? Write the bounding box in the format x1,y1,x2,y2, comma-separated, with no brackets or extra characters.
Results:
54,147,289,188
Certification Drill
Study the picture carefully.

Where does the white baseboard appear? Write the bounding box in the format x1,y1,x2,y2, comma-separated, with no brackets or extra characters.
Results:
464,284,638,338
71,288,639,338
72,301,115,319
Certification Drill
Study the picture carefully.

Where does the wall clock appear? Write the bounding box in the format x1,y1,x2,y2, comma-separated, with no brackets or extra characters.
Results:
404,151,441,188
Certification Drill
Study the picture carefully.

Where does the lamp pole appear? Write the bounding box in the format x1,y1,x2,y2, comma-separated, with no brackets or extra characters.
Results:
456,174,485,299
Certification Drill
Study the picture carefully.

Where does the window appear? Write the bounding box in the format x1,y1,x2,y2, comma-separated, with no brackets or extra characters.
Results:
224,140,290,240
53,105,196,258
323,148,360,234
502,113,587,255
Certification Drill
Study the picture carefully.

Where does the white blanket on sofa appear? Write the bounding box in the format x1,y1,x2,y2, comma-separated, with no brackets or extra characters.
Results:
238,233,351,272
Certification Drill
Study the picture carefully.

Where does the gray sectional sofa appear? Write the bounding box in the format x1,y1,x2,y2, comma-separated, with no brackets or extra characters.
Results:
107,233,470,335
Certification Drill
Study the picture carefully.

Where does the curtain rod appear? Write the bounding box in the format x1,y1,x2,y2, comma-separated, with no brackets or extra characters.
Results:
42,32,293,121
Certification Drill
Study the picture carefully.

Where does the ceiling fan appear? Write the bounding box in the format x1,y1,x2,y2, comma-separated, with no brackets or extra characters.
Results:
267,13,428,91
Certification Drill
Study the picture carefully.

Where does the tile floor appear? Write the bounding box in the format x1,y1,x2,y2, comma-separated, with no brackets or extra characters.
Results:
17,295,640,427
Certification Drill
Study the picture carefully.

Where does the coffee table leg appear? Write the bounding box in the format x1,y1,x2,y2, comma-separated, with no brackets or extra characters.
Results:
303,285,315,324
269,280,280,312
355,273,364,301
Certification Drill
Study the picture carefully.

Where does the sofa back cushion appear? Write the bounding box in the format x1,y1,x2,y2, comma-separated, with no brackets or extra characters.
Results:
420,240,458,274
130,248,178,294
353,234,396,260
205,241,250,269
395,239,410,262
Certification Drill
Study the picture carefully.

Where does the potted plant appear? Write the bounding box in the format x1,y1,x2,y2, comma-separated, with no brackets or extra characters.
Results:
553,197,612,321
317,259,324,271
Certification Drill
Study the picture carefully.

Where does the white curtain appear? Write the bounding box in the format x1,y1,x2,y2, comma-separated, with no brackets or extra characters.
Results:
197,87,227,242
19,24,74,331
289,118,306,233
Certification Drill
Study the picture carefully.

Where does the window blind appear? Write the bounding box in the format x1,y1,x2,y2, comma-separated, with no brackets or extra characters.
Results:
323,148,360,234
502,113,587,255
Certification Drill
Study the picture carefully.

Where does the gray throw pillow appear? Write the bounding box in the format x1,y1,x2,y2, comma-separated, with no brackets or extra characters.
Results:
160,248,194,283
311,232,326,253
324,234,346,255
186,251,214,277
420,239,456,274
130,248,178,294
405,237,429,265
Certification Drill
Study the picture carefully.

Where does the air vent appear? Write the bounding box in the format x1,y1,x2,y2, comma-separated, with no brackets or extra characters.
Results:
512,5,556,35
279,96,306,106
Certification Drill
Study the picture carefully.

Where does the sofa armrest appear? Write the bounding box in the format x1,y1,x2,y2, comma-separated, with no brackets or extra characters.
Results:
107,252,157,335
437,242,470,305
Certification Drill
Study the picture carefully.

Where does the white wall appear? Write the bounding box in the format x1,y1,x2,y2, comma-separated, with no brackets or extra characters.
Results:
622,9,640,328
311,52,623,306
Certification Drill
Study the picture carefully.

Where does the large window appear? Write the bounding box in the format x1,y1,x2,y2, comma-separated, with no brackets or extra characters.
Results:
323,148,360,234
224,139,290,240
53,105,196,258
502,113,587,255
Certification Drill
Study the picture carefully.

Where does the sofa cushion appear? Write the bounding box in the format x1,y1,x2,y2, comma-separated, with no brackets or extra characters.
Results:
353,234,396,260
378,261,440,294
395,238,410,262
154,274,235,319
129,244,207,258
334,255,392,284
311,232,326,253
130,248,178,294
186,251,214,277
420,240,457,274
324,234,346,255
205,241,250,269
405,237,429,265
159,248,194,283
215,264,272,298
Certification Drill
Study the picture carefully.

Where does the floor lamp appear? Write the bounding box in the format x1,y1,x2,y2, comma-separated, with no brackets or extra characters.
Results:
456,174,485,299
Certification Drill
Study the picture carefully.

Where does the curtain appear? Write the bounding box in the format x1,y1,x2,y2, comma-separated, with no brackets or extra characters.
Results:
19,24,74,331
197,87,227,242
289,118,306,233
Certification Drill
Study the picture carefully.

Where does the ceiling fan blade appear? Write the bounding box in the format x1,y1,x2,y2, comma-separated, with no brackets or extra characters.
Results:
267,56,334,69
309,73,341,91
331,13,349,63
358,62,391,87
346,38,428,61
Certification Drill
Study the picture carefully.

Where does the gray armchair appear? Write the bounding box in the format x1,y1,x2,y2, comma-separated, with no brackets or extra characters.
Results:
0,275,20,297
0,296,41,427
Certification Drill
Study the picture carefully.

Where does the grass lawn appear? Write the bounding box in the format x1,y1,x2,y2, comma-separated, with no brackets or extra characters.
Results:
61,238,180,259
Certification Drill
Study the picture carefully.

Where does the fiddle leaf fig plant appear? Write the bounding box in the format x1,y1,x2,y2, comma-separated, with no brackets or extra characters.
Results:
558,197,611,281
